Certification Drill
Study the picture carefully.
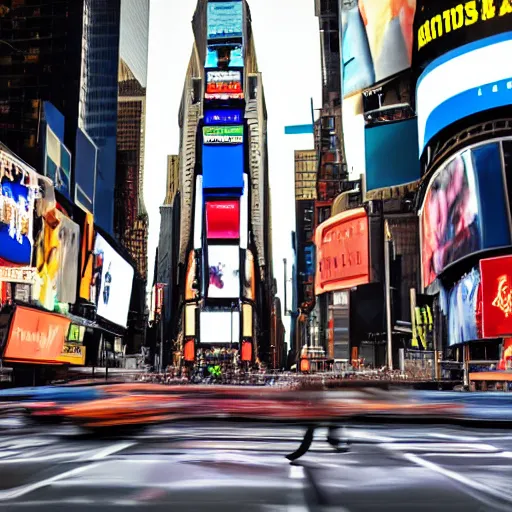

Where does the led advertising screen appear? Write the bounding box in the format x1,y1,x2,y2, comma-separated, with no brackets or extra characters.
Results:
416,32,512,153
206,200,240,239
447,267,481,346
200,310,240,344
204,109,243,125
207,1,243,41
91,233,134,327
315,208,370,295
44,125,72,200
0,149,37,266
203,125,243,144
208,244,240,299
481,255,512,338
341,0,416,98
205,70,243,100
74,128,98,214
364,118,420,192
205,45,243,68
420,140,511,288
202,143,244,191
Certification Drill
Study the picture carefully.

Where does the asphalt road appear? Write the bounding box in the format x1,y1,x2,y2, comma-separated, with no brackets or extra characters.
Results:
0,414,510,510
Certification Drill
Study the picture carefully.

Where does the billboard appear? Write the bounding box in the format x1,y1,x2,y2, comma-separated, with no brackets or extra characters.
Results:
243,249,255,300
32,210,80,311
91,233,134,327
481,255,512,339
74,128,98,214
205,45,244,68
0,149,38,266
208,244,240,299
364,118,420,192
79,212,94,301
205,70,243,100
342,94,366,181
420,140,512,288
202,143,244,191
203,125,243,144
204,109,243,125
341,0,416,98
315,207,370,295
207,1,243,41
206,200,240,239
3,306,70,363
447,267,481,346
57,324,86,365
200,310,240,344
44,125,72,200
416,31,512,153
413,0,512,71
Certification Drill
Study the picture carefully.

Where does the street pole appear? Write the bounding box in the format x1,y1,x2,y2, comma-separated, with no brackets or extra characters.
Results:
283,258,288,315
384,220,393,370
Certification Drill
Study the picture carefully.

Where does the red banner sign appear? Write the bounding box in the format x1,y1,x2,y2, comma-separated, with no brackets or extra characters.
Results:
315,207,370,295
480,255,512,338
3,306,70,363
206,200,240,239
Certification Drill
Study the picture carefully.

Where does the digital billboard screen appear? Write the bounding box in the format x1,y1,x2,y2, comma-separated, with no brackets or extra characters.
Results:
207,1,243,41
416,32,512,153
44,125,72,200
341,0,416,98
420,140,512,288
208,244,240,299
203,126,243,144
205,70,243,100
200,310,240,344
202,143,244,191
206,200,240,239
91,233,134,327
204,109,243,125
74,128,98,214
205,45,243,68
448,267,481,346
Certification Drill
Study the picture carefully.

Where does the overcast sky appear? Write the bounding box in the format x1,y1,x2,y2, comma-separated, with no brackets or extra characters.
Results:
144,0,321,338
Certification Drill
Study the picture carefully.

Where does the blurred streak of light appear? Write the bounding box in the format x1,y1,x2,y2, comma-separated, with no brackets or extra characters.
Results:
429,432,480,442
0,452,88,464
379,443,500,453
84,442,135,461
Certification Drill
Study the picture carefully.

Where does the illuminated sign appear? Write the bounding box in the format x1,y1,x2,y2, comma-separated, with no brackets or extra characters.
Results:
206,200,240,239
0,266,36,284
205,70,243,100
204,109,243,125
480,255,512,338
207,1,243,41
205,45,244,68
203,126,243,144
315,207,370,295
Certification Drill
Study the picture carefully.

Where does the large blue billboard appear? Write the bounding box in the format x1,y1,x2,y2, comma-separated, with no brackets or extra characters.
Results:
202,143,244,192
364,118,420,193
207,1,243,41
74,128,98,215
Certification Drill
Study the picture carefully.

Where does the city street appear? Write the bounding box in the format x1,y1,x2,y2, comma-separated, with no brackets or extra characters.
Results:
0,414,511,510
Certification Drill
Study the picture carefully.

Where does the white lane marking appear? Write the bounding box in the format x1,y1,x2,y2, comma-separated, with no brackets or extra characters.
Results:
289,465,305,479
430,432,480,442
380,442,499,452
0,452,87,464
82,442,135,461
404,452,512,503
0,462,103,501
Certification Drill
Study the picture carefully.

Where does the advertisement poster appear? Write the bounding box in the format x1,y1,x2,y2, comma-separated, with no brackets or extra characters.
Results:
207,1,243,41
74,128,98,214
32,210,79,311
315,208,370,295
341,0,415,98
206,200,240,239
203,126,243,144
0,149,37,266
91,233,134,327
421,141,511,288
448,269,481,346
413,0,512,70
481,255,512,338
57,324,86,365
44,125,72,200
200,310,240,344
205,45,243,69
3,306,70,363
208,245,240,299
205,70,243,100
243,249,255,300
202,143,244,190
204,109,243,125
79,213,94,301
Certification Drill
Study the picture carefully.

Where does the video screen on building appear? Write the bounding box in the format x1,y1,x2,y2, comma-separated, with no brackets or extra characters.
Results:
420,140,512,288
202,143,244,191
448,267,481,346
208,244,240,299
91,233,134,327
200,310,240,344
206,200,240,239
341,0,416,98
74,128,98,214
205,45,243,69
203,125,243,144
205,70,243,100
204,109,243,125
207,1,243,41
